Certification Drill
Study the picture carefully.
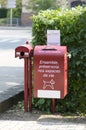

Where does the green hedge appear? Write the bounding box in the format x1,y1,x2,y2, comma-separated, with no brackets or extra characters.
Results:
0,9,8,18
32,6,86,114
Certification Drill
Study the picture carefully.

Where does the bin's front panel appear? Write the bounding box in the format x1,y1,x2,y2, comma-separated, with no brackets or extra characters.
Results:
34,46,67,99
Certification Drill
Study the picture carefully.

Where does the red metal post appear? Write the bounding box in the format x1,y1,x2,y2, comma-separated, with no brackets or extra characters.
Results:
28,57,32,112
52,99,56,113
24,58,29,112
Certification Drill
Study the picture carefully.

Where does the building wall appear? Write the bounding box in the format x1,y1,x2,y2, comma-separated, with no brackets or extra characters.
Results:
21,0,32,26
21,13,32,26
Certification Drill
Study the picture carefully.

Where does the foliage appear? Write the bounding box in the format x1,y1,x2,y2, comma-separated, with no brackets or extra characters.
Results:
33,98,52,113
27,0,68,13
12,101,24,111
0,0,8,18
0,18,7,25
7,0,22,18
0,0,7,7
32,6,86,114
71,1,86,7
56,0,68,9
13,0,22,17
0,8,8,18
0,0,22,18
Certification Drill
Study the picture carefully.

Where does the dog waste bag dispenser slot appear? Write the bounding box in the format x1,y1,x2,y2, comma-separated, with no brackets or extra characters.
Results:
34,45,68,99
15,43,32,59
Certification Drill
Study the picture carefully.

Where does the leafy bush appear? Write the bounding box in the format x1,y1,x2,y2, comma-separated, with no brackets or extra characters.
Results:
7,0,22,18
0,8,8,18
32,6,86,114
0,18,7,25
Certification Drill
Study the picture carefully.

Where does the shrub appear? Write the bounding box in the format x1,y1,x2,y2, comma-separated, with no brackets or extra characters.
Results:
32,6,86,114
0,8,8,18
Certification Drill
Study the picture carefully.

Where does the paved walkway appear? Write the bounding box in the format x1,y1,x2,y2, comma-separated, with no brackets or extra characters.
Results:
0,27,29,112
0,110,86,130
0,120,85,130
0,26,86,130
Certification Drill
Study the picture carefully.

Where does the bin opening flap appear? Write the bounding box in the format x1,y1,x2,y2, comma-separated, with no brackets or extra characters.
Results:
42,48,57,51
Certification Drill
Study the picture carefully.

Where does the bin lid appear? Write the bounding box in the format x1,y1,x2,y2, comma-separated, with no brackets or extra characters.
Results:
34,45,67,56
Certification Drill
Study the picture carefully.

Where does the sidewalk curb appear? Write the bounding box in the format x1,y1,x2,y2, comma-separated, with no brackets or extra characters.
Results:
0,85,24,113
0,26,32,30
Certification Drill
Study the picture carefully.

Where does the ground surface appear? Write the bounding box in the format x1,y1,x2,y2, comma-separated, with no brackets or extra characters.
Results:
0,104,86,124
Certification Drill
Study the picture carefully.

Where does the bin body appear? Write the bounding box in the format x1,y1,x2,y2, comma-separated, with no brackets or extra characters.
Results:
34,45,68,99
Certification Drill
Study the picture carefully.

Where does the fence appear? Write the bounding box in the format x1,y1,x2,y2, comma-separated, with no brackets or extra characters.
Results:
0,18,21,26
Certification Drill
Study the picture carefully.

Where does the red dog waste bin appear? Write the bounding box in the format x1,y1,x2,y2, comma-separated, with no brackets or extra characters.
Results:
34,45,68,99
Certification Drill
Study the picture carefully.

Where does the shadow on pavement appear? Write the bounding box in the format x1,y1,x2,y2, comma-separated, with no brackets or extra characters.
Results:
0,111,86,125
0,66,24,112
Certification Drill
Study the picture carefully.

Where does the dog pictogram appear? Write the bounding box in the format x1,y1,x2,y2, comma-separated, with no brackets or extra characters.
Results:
43,79,55,89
